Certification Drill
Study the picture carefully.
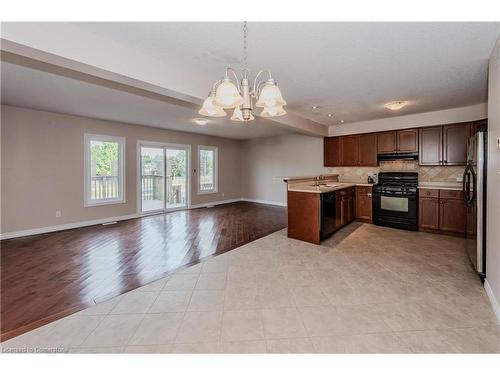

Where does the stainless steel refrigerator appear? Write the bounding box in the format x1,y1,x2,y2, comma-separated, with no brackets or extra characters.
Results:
463,128,487,281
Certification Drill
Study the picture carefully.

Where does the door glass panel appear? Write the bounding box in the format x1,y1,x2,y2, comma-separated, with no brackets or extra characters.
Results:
141,147,165,212
166,148,187,209
381,196,408,212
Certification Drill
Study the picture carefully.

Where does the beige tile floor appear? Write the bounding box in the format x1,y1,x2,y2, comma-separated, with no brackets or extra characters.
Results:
2,223,499,353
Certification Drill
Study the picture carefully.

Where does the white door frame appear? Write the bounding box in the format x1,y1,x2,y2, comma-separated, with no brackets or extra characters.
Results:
137,140,191,215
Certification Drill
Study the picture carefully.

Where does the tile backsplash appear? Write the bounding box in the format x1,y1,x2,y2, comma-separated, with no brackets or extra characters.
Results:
325,160,464,183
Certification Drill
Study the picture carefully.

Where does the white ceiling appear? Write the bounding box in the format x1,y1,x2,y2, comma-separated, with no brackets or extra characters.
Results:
73,22,499,125
0,62,290,139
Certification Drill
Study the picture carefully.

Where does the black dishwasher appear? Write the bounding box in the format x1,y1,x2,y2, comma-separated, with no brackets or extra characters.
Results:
320,191,336,240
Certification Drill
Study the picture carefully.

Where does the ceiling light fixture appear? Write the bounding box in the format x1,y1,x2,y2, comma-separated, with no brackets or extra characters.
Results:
328,113,334,118
384,101,408,111
340,120,345,124
193,118,209,126
312,105,319,109
199,22,286,122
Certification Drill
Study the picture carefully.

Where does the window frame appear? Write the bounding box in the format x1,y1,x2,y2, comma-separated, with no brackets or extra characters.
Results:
84,133,126,207
197,145,218,195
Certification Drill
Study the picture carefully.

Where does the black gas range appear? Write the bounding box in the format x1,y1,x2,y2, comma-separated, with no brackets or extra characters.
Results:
372,172,418,231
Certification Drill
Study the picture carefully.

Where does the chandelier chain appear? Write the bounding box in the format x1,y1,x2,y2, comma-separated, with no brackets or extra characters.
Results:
243,21,248,71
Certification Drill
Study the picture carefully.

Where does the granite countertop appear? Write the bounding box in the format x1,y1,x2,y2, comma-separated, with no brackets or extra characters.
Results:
339,181,376,187
282,174,339,183
288,182,357,194
418,182,463,191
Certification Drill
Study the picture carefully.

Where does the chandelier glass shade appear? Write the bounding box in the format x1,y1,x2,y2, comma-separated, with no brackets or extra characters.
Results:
260,105,286,117
199,93,227,117
231,105,255,121
214,78,244,108
254,81,287,108
198,22,286,122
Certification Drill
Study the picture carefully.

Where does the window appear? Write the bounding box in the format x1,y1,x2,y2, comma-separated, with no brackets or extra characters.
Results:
84,134,125,206
198,146,217,194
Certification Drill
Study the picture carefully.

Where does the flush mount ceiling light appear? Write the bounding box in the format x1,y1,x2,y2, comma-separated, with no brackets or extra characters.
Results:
199,22,287,122
384,101,408,111
193,118,209,126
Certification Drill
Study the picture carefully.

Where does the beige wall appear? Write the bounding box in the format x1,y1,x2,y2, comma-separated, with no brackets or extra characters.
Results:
241,134,324,205
486,35,500,319
1,105,242,234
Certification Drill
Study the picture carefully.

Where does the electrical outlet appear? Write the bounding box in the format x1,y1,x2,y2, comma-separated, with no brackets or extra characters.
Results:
55,210,62,218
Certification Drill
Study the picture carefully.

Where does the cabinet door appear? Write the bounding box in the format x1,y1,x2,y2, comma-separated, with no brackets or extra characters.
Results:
419,126,442,165
419,198,440,230
341,197,348,226
439,199,466,235
335,196,343,229
358,134,378,166
346,188,355,223
355,187,372,221
340,135,359,166
443,123,470,166
377,132,397,154
324,137,341,167
397,129,418,152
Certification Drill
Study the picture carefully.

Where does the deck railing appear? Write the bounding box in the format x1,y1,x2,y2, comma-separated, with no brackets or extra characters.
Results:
91,175,186,205
141,175,186,205
91,176,119,200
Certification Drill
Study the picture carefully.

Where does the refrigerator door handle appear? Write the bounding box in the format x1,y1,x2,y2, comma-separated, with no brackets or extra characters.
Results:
463,166,471,203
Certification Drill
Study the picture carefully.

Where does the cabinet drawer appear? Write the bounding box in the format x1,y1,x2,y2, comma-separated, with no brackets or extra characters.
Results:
356,186,372,194
439,190,464,200
419,189,439,198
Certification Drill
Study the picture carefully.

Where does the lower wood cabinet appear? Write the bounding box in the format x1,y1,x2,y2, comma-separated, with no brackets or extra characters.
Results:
336,187,355,228
355,186,372,222
419,197,440,230
287,187,356,244
287,191,321,244
419,189,466,236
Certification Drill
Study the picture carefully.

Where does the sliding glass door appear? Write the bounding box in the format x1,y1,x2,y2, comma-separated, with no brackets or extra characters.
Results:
140,144,189,213
166,148,188,209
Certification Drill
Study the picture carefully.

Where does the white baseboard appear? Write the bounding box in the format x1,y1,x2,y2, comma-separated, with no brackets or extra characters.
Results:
0,213,140,240
484,279,500,324
189,198,241,209
0,198,284,240
241,197,287,207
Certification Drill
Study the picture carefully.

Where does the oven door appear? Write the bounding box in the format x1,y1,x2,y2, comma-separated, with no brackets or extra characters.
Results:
372,190,418,230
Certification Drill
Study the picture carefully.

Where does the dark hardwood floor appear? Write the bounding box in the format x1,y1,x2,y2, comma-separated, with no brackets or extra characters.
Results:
1,202,287,341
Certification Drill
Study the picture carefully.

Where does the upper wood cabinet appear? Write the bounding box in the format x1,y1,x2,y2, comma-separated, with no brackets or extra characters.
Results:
377,129,418,154
419,126,443,165
419,123,470,166
324,134,376,167
377,132,397,154
324,137,341,167
397,129,418,152
358,134,378,166
443,123,470,165
340,135,359,166
325,121,477,167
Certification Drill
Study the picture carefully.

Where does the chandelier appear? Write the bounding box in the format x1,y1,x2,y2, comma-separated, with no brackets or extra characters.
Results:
199,22,287,122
